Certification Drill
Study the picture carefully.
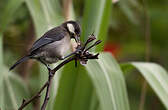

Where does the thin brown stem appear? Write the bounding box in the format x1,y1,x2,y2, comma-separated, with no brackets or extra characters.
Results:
19,56,75,110
41,73,53,110
40,56,75,110
18,82,48,110
63,0,73,21
53,56,75,73
139,0,151,109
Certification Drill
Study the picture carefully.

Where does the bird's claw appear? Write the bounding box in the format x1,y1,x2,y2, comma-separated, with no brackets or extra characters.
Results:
46,64,52,71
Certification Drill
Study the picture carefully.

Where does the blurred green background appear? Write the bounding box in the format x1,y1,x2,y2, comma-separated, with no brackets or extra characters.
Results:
0,0,168,110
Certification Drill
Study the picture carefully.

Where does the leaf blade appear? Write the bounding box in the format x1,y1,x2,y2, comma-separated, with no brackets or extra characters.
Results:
86,53,130,110
82,0,111,51
122,62,168,110
0,0,24,32
0,67,32,110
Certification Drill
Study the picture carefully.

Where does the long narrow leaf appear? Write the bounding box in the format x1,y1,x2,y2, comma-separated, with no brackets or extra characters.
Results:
0,67,32,110
89,90,99,110
0,33,3,65
0,0,32,109
86,53,130,110
25,0,48,36
53,63,93,110
121,62,168,110
82,0,111,51
0,0,24,32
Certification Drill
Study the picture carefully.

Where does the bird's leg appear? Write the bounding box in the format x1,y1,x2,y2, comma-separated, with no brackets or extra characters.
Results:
75,58,78,67
37,58,51,71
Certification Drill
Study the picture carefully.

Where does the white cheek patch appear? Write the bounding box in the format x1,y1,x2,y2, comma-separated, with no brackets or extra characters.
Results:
67,23,75,34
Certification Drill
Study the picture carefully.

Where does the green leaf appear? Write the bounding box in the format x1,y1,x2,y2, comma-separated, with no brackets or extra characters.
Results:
25,0,64,36
0,33,31,110
121,62,168,110
0,0,24,32
0,33,3,65
81,0,111,51
0,67,32,110
0,1,31,108
86,53,130,110
117,0,142,24
25,0,49,36
53,63,93,110
88,90,99,110
119,2,138,24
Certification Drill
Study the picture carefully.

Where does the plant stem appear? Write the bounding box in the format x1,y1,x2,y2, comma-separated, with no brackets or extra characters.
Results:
41,72,53,110
18,82,48,110
63,0,73,21
40,56,75,110
139,0,151,109
0,33,3,65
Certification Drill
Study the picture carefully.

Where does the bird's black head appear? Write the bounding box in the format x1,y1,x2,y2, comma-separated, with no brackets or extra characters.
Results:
62,20,81,44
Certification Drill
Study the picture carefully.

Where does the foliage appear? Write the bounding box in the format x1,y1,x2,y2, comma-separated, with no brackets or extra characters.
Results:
0,0,168,110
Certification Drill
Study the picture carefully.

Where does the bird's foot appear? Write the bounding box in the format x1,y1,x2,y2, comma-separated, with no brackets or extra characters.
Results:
46,64,52,71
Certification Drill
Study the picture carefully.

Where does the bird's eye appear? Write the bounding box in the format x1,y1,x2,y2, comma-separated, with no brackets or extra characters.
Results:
75,29,80,35
72,33,75,36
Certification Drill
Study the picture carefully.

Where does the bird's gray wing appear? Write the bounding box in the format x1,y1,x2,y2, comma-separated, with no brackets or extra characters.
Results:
30,27,66,53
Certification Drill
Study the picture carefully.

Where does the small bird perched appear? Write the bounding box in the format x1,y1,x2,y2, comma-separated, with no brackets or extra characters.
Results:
10,20,81,71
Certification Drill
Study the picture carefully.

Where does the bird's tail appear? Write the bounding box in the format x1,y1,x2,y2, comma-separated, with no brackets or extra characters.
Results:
9,55,30,71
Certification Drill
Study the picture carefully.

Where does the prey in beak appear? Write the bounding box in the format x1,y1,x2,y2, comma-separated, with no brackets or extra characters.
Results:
74,33,81,46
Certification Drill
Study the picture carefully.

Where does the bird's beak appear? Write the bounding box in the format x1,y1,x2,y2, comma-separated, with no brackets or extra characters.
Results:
74,34,80,45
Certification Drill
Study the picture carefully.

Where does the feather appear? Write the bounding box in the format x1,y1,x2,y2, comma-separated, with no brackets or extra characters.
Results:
9,56,30,71
30,26,67,53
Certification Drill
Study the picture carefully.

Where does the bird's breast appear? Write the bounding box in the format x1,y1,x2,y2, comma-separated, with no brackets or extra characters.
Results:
33,35,71,64
43,35,71,58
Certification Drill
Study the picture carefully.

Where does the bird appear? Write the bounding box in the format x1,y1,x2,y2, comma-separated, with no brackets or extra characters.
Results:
9,20,81,71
